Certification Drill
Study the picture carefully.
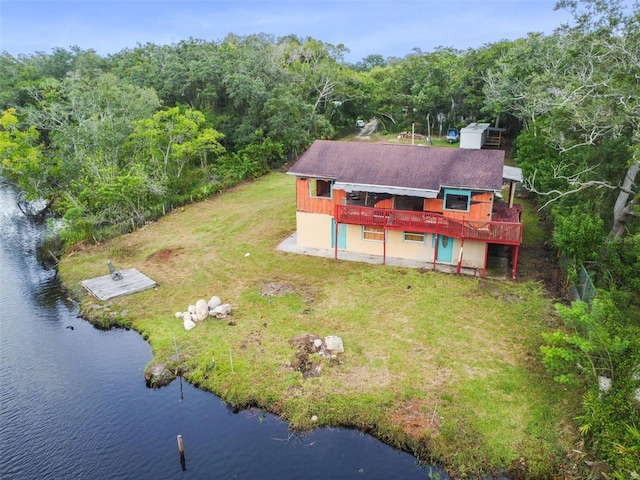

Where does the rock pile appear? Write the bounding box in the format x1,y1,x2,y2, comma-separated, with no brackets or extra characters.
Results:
175,296,232,331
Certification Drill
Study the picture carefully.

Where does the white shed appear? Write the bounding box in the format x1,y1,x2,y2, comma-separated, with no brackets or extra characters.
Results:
460,122,491,149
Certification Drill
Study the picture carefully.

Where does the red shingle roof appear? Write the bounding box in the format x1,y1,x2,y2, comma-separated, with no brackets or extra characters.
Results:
287,140,505,192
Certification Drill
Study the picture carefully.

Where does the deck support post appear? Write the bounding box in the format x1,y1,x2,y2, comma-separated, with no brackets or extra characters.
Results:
334,220,339,261
383,228,387,264
333,205,339,261
456,239,464,275
483,243,489,278
508,180,516,208
433,234,439,270
511,245,520,280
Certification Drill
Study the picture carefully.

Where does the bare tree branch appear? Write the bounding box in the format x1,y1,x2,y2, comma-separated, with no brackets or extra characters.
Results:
523,163,624,210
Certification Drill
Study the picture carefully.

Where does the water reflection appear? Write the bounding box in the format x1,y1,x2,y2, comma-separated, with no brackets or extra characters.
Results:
0,177,445,479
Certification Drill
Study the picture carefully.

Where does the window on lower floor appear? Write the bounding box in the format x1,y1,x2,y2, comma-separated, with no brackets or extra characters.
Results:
363,225,385,241
403,231,426,243
309,179,333,198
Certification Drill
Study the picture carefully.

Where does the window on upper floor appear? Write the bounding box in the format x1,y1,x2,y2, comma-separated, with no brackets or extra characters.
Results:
309,179,333,198
443,189,471,212
395,196,424,211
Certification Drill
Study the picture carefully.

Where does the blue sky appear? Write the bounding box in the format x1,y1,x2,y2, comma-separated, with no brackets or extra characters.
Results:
0,1,572,63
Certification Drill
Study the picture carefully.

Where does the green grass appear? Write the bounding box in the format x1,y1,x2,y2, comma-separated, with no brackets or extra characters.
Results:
343,130,459,148
60,172,580,478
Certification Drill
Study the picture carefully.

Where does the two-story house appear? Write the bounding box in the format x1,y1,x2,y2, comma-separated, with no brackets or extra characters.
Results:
286,140,523,278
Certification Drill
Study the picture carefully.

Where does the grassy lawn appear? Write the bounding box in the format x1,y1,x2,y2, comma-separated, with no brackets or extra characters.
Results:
59,172,580,478
344,130,459,148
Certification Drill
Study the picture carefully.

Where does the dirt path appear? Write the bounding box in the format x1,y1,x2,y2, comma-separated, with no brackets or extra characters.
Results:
356,118,378,139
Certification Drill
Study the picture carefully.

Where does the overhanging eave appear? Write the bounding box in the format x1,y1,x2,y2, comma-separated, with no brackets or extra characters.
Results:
333,182,439,199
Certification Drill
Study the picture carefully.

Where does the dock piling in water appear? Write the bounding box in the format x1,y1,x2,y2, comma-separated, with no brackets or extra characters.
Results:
177,434,186,471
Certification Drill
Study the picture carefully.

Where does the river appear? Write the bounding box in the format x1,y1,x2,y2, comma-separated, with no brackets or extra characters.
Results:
0,178,444,479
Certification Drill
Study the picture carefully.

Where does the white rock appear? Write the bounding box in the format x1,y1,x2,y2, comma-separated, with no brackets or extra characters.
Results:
195,299,209,321
311,415,318,422
175,312,183,319
208,296,222,310
598,376,612,393
313,338,323,349
244,252,250,257
183,312,192,323
324,335,344,354
188,304,196,314
211,304,232,319
632,365,640,381
183,317,196,331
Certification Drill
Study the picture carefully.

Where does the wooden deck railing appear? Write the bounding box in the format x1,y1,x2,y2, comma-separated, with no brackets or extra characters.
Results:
334,205,522,245
484,134,502,148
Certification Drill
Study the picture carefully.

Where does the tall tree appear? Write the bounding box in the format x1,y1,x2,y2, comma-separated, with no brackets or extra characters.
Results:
0,108,46,198
484,0,639,238
282,37,352,138
552,0,640,237
352,54,387,72
126,106,225,188
21,72,161,218
483,34,562,133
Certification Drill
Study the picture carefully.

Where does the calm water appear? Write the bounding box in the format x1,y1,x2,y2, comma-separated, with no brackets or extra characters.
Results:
0,178,444,479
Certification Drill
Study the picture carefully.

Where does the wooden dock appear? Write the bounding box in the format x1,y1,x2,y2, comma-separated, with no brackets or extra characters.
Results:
81,268,157,301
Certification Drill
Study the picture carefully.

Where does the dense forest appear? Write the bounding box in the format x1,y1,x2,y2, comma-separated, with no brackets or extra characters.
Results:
1,0,638,475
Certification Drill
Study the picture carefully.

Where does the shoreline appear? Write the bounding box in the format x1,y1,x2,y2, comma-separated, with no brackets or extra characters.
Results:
73,299,438,467
59,172,581,479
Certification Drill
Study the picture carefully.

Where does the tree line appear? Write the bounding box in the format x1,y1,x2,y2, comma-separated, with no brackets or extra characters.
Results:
0,35,528,240
1,0,638,475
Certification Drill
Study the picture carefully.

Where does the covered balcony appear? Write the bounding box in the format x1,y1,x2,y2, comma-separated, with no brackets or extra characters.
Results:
334,204,522,246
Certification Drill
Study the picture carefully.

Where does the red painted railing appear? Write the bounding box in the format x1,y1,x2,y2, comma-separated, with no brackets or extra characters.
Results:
334,205,522,245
